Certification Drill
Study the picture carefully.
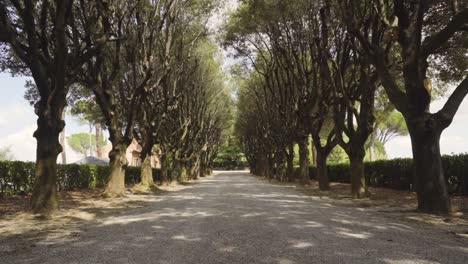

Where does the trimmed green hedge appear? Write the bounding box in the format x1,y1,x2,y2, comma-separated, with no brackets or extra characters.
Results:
213,160,249,170
309,154,468,195
0,161,163,195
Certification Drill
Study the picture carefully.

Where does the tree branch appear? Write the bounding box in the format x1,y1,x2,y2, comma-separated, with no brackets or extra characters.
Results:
422,7,468,57
436,77,468,128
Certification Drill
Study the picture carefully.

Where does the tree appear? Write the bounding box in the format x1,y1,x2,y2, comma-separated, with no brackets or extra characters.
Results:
68,132,106,158
0,0,109,213
69,86,106,158
68,133,94,157
376,111,408,146
341,0,468,213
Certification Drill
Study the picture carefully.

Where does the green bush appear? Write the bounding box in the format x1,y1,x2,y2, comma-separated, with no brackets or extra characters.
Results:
0,161,164,195
213,160,249,170
309,154,468,195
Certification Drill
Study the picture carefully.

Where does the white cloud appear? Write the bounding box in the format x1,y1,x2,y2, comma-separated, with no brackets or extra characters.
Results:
440,135,468,155
385,136,412,159
0,125,36,161
0,103,35,129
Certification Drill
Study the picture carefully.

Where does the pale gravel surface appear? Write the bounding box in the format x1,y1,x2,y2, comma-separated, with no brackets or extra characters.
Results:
1,171,468,264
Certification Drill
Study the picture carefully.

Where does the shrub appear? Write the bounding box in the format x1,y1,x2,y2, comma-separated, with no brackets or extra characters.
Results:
309,154,468,195
0,161,163,195
213,160,249,170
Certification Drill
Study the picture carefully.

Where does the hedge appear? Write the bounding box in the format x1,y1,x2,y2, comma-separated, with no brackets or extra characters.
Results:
309,154,468,195
213,160,249,170
0,161,163,195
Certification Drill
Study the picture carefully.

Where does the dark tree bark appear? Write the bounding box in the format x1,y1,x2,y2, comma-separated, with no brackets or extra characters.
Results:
315,151,330,191
286,143,295,182
349,144,367,198
298,137,310,185
407,113,451,213
0,0,105,213
160,151,169,185
343,1,468,213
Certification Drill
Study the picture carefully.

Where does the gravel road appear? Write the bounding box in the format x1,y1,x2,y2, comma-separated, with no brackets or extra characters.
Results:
1,171,467,264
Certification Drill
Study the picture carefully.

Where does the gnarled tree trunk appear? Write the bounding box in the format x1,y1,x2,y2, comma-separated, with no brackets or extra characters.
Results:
95,123,103,158
316,150,330,191
103,145,128,198
286,143,295,182
160,153,169,185
408,115,451,213
310,143,317,166
298,137,310,185
189,158,200,180
139,156,154,186
31,113,64,213
349,145,367,199
179,161,188,182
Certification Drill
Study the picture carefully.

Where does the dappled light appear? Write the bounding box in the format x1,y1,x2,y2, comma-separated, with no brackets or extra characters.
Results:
2,172,467,263
0,0,467,262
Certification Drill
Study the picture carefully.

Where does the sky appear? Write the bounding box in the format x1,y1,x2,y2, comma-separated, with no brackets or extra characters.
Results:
1,0,467,162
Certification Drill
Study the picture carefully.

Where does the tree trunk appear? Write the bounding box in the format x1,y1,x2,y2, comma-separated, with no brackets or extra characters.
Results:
298,138,310,185
275,150,286,181
88,122,93,157
286,144,295,182
316,151,330,191
59,109,66,164
179,161,188,182
95,123,103,158
172,158,181,180
369,129,376,162
311,143,317,166
190,159,200,180
276,162,286,181
267,154,274,179
139,155,154,186
408,117,451,214
160,153,169,185
349,149,368,199
199,162,206,178
257,155,267,177
103,145,128,198
30,106,65,214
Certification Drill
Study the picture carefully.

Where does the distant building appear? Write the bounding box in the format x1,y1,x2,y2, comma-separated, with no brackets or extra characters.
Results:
74,156,109,166
101,139,160,168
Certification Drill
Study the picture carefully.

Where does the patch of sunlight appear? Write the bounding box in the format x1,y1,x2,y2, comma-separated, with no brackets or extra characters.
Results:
330,218,353,224
388,222,413,230
290,241,314,249
259,198,307,204
137,236,154,241
100,215,155,226
241,212,266,217
334,227,372,239
170,195,204,200
277,258,296,264
374,225,387,230
218,246,237,252
381,259,440,264
151,225,165,229
306,220,324,227
171,235,202,242
337,230,372,239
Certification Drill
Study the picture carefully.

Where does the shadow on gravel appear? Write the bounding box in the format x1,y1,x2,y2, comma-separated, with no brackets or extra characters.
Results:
1,172,467,264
